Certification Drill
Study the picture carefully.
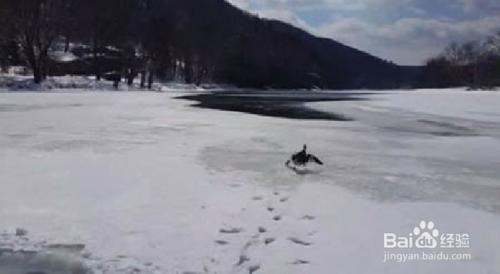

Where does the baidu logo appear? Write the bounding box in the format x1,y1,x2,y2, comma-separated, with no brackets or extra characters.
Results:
384,220,440,249
383,220,472,263
414,221,440,248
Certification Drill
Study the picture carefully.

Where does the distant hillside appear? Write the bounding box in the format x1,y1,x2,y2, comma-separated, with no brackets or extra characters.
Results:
159,0,421,89
0,0,422,89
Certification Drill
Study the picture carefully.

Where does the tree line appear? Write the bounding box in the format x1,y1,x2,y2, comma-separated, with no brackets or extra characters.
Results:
0,0,168,87
421,32,500,89
0,0,419,89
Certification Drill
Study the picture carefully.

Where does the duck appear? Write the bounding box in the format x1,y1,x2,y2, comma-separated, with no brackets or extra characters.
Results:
286,144,323,167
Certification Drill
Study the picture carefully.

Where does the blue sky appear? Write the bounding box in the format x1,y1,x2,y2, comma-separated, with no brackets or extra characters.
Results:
227,0,500,65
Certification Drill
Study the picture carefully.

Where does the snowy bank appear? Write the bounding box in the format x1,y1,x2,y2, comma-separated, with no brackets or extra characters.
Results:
0,75,219,92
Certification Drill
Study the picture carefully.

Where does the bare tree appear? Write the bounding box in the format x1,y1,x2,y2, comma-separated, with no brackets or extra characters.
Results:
425,33,500,89
0,0,69,83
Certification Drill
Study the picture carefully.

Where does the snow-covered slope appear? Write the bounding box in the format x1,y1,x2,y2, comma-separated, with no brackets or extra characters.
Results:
0,90,499,273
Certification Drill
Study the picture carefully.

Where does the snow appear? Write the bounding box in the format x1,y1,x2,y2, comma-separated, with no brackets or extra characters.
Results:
0,88,499,273
363,89,500,122
0,75,121,91
0,75,214,92
49,51,79,63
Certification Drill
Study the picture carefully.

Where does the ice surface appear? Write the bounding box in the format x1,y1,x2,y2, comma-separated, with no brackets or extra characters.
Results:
0,88,499,273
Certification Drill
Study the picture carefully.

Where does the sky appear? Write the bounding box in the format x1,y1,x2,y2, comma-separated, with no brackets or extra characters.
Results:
227,0,500,65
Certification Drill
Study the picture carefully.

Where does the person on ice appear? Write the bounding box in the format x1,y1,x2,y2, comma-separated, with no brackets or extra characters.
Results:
286,144,323,168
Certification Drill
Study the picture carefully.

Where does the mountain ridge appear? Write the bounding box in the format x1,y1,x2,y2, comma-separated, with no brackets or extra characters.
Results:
168,0,420,89
0,0,422,89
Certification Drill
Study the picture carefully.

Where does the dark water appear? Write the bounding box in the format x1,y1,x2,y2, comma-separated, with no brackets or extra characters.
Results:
178,91,370,121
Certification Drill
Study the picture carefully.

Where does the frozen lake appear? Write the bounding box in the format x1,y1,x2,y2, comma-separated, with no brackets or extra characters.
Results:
179,91,368,121
0,89,499,274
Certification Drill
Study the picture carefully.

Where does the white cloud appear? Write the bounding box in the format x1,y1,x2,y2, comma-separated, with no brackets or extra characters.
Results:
255,9,314,31
317,16,500,64
226,0,500,65
458,0,500,13
227,0,251,9
228,0,416,11
226,0,316,31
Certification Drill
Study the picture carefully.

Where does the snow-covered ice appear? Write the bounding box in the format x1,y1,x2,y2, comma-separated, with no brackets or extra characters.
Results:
0,88,499,273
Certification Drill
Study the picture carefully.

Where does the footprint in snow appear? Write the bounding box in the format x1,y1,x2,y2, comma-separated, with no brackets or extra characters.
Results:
220,228,243,234
233,235,263,273
301,215,316,220
264,238,275,245
236,255,250,266
291,259,310,265
249,264,261,274
287,237,313,246
215,240,229,245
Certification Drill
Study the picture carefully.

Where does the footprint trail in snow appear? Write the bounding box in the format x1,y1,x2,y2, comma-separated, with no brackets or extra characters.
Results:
207,189,318,274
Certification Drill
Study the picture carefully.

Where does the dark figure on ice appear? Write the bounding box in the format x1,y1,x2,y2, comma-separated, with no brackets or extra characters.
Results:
286,144,323,167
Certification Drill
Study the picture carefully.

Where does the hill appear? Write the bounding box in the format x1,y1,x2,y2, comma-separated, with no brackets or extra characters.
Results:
0,0,421,89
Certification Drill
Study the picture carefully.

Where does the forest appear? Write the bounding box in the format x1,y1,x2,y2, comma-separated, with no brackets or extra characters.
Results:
421,33,500,90
0,0,425,90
